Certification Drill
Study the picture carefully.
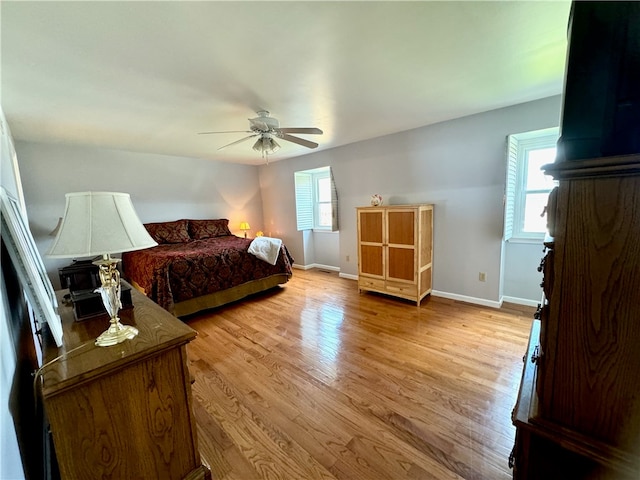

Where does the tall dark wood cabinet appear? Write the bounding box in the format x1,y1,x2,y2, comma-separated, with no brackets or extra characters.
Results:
511,2,640,478
512,155,640,478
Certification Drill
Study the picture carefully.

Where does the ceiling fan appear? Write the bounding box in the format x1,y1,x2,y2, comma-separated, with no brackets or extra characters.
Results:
198,111,323,156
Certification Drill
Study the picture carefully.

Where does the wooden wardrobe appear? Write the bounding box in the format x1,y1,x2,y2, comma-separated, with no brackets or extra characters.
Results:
356,204,433,305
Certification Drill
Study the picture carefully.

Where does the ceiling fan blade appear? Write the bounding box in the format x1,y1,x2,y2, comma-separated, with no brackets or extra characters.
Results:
278,127,323,135
217,134,258,150
198,130,252,135
279,133,319,149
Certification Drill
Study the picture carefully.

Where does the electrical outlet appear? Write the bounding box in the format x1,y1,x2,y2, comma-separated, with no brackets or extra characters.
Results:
479,272,486,282
346,255,350,262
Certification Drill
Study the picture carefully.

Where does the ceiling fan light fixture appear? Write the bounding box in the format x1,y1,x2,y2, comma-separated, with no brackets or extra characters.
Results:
253,136,280,155
200,111,322,157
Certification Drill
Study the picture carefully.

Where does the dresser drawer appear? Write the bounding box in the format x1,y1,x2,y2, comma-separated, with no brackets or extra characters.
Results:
359,277,385,291
384,281,417,296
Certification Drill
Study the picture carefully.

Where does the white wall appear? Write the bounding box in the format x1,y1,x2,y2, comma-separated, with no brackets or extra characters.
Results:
0,273,26,480
260,96,561,305
16,142,264,289
0,108,26,480
312,231,340,269
503,242,544,304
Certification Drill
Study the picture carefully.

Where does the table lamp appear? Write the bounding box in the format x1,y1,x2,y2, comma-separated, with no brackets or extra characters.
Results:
240,221,251,238
47,192,158,347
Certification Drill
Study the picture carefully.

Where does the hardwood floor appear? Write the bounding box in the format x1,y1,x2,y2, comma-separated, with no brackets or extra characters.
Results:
185,269,534,480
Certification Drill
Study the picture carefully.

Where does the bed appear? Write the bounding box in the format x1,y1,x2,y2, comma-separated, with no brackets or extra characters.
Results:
121,218,294,317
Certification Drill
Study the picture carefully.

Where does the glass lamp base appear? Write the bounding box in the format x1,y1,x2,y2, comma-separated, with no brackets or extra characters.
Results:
95,320,139,347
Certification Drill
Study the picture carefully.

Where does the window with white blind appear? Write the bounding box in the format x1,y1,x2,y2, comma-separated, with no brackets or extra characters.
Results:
294,166,338,231
504,127,558,242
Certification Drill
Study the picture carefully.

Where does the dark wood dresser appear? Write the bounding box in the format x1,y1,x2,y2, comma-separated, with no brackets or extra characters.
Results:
511,155,640,479
511,3,640,478
40,283,210,480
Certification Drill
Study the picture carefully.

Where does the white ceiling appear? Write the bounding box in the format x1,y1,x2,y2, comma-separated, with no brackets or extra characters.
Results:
1,1,571,166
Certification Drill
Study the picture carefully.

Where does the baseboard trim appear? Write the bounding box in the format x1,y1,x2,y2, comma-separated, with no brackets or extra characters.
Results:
292,263,340,272
431,290,502,309
339,272,358,281
501,296,541,308
293,264,357,280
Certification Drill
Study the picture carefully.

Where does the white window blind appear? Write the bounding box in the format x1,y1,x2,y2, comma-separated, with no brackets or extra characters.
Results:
504,135,519,241
294,171,313,230
294,166,338,231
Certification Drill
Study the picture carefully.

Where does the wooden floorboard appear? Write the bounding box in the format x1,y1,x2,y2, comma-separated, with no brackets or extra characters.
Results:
185,269,533,480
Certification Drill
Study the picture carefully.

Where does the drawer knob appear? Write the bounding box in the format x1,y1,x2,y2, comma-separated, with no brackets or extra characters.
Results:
531,345,541,364
533,304,542,320
508,447,516,469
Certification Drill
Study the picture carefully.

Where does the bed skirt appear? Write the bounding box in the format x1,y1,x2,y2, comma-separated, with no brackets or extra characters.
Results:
129,273,290,317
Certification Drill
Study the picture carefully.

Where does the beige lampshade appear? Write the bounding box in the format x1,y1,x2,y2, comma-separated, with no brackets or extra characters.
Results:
47,192,157,258
49,217,63,236
239,222,251,231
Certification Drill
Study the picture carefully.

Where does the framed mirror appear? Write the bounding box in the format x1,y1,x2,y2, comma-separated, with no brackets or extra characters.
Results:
1,186,62,346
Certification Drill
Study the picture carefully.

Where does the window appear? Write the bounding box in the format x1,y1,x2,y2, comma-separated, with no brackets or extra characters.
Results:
316,175,332,228
294,166,338,231
504,127,558,242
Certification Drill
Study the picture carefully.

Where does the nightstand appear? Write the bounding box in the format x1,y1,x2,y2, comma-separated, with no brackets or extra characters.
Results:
40,286,211,479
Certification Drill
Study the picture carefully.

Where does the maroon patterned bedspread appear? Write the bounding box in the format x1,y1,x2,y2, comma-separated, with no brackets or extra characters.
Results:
122,236,294,312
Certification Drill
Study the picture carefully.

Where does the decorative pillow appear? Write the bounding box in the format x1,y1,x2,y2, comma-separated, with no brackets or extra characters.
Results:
188,219,232,240
144,219,191,244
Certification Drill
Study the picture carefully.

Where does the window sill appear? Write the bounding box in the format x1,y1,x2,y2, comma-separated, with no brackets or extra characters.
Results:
506,236,545,245
313,229,339,234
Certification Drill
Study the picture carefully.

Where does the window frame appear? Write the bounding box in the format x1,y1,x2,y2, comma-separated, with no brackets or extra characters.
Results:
504,127,559,243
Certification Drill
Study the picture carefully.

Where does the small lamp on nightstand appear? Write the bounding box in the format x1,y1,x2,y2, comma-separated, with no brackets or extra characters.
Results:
47,192,158,347
240,221,251,238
